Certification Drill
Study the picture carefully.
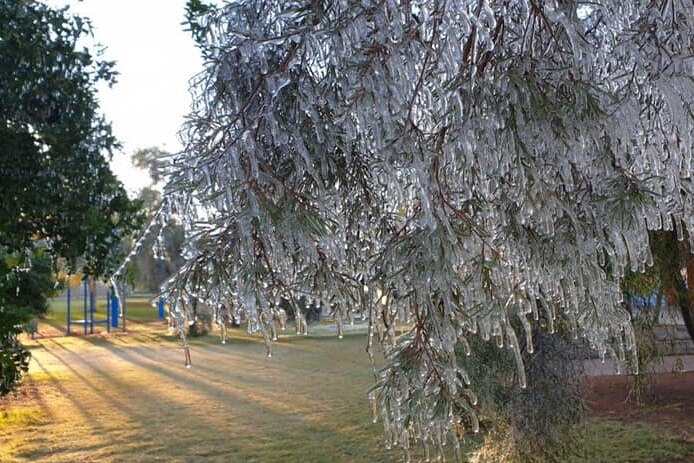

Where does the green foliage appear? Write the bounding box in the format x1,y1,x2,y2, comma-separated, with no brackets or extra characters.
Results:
0,248,58,395
646,230,685,299
0,251,36,396
647,229,694,343
160,219,186,274
184,0,216,50
621,268,658,302
129,217,185,293
0,312,30,397
280,296,322,323
0,0,144,270
0,0,144,396
137,187,163,216
1,249,58,319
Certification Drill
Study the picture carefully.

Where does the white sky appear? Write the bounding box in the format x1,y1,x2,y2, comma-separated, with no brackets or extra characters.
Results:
47,0,205,195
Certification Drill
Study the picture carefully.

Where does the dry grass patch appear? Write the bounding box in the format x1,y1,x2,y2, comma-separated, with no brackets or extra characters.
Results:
1,327,416,463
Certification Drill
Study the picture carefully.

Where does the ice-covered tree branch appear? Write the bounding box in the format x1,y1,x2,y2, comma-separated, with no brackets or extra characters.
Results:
115,1,694,460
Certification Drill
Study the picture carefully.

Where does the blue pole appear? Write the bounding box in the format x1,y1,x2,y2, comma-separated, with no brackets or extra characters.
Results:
106,289,111,333
111,293,119,328
89,279,95,334
158,297,166,319
83,279,88,335
66,285,71,335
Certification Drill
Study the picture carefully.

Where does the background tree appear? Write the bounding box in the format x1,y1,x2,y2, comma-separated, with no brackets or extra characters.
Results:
647,232,694,342
125,187,161,292
0,0,143,396
118,1,694,458
127,147,185,292
131,146,169,185
624,231,694,342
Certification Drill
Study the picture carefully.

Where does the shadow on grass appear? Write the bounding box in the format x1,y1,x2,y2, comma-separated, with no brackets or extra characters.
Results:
21,332,406,462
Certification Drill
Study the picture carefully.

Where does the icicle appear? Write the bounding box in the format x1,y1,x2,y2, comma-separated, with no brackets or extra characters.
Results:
519,313,534,354
464,388,478,406
459,335,471,356
676,217,685,241
506,325,527,389
469,408,480,434
369,392,378,424
627,325,639,375
423,439,431,462
456,366,471,386
452,432,464,463
529,295,539,321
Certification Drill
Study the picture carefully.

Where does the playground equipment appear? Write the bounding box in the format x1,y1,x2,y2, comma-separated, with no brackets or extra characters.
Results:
66,277,126,335
149,296,168,323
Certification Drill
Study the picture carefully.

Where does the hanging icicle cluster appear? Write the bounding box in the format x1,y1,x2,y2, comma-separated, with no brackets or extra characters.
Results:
115,1,694,460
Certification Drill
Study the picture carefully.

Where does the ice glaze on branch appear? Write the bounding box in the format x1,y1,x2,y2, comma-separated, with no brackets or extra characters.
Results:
116,1,694,460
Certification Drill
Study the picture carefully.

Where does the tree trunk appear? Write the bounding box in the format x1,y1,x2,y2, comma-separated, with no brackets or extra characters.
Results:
681,258,694,343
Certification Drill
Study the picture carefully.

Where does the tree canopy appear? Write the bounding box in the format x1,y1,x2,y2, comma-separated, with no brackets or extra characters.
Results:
0,0,142,274
0,0,143,396
123,1,694,458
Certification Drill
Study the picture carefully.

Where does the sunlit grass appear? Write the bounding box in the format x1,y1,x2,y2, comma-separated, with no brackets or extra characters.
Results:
3,325,693,462
0,409,46,427
2,328,424,462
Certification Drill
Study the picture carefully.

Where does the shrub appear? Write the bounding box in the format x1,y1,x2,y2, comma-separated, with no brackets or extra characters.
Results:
462,327,585,462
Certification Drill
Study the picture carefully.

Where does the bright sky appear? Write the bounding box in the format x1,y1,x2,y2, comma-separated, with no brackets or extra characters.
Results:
47,0,205,195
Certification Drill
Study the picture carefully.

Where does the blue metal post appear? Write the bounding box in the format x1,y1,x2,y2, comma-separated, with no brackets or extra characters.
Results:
111,293,119,328
89,279,95,334
66,285,72,335
83,279,88,335
158,298,166,319
106,289,111,333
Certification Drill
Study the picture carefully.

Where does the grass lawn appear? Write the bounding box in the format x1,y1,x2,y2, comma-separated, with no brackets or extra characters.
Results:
568,420,692,463
1,324,692,462
1,327,412,463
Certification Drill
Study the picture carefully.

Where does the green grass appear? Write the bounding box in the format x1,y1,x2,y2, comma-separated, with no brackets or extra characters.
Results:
568,419,692,463
1,329,434,462
471,417,692,463
2,325,693,462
